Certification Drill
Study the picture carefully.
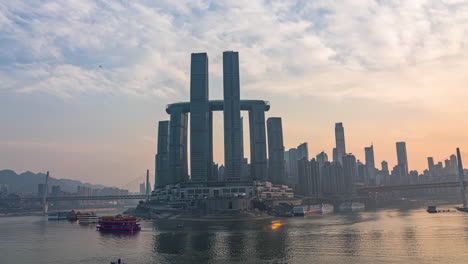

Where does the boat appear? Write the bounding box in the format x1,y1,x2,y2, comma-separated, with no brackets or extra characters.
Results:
67,210,78,221
454,148,468,213
48,211,69,220
111,259,125,264
292,204,334,216
97,215,141,232
76,212,99,224
339,202,365,211
426,206,437,213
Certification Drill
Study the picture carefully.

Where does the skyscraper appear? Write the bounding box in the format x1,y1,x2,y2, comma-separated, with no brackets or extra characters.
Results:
286,148,299,188
316,151,328,169
427,157,435,171
267,117,286,184
396,141,409,183
364,145,376,184
335,123,346,164
381,160,389,172
223,51,242,182
342,154,357,193
297,142,309,160
155,120,170,187
190,53,212,182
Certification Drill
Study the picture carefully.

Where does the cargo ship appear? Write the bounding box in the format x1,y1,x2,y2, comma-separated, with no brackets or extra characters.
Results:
97,215,141,232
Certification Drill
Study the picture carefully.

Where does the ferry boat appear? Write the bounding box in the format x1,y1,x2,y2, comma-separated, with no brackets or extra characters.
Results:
426,206,437,213
339,202,365,211
76,212,99,224
97,215,141,232
48,211,69,220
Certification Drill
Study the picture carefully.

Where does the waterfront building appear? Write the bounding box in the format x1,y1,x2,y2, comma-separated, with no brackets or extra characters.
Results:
285,148,299,188
190,53,212,182
223,51,243,182
267,117,286,185
321,161,344,194
155,120,170,187
342,154,357,193
161,51,270,186
335,123,346,164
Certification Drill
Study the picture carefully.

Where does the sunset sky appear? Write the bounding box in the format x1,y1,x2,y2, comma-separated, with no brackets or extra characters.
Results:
1,0,468,188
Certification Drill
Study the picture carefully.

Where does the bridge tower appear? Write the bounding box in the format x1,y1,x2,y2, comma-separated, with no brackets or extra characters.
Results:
42,171,49,215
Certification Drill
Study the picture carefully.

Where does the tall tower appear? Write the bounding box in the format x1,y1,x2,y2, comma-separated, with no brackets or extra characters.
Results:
267,117,285,184
335,122,346,164
223,51,242,182
155,120,170,187
364,144,376,183
190,53,211,182
396,142,409,182
297,143,309,160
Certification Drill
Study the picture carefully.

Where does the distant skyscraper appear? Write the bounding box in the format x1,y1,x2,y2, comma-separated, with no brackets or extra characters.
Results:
267,117,286,185
381,160,389,172
427,157,435,171
223,51,242,182
364,145,376,184
297,143,309,160
332,147,338,163
139,183,146,195
316,151,328,168
155,120,170,187
335,123,346,164
396,142,409,182
190,53,212,182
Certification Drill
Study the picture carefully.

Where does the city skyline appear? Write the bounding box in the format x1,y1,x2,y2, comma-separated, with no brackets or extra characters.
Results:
1,1,468,187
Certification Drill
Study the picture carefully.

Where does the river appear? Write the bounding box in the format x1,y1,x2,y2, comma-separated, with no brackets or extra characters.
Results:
1,207,467,263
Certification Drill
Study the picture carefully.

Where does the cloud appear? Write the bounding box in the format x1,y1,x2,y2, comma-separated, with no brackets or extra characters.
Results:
0,0,467,106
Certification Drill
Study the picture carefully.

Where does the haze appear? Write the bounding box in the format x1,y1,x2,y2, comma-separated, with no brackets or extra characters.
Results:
1,0,468,187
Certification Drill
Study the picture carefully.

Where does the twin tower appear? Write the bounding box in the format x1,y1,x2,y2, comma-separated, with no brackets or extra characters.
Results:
155,52,270,187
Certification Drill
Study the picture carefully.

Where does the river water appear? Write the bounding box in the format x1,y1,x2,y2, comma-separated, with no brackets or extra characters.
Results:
1,207,467,264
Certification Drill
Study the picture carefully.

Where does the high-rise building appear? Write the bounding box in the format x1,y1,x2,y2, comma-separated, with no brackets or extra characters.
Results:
155,120,170,187
321,162,343,194
139,183,146,195
396,142,409,182
381,160,389,172
297,143,309,160
427,157,435,171
316,151,328,168
335,123,346,164
297,158,311,196
267,117,286,184
342,154,357,193
364,145,376,184
285,148,299,188
332,148,338,163
223,51,242,182
190,53,212,182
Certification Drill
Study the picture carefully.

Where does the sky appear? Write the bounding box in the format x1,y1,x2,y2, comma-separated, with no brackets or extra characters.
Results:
1,0,468,189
